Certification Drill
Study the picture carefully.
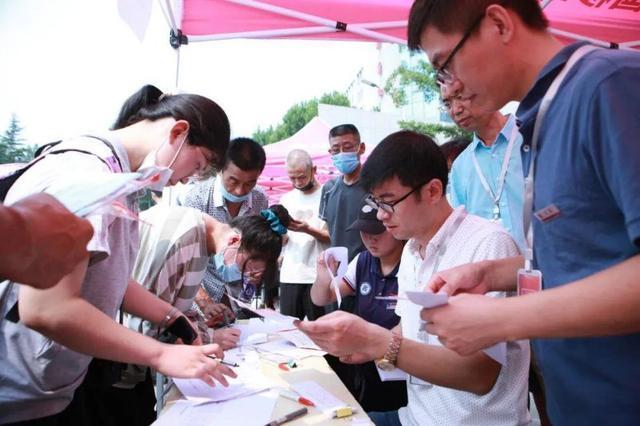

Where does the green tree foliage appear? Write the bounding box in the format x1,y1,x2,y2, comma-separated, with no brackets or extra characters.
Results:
384,59,439,107
253,91,350,145
0,115,37,164
398,120,473,141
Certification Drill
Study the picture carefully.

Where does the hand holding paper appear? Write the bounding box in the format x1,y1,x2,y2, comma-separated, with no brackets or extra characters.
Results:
415,291,507,364
323,247,348,308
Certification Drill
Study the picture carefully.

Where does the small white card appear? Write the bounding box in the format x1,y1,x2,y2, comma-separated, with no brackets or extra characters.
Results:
324,247,348,307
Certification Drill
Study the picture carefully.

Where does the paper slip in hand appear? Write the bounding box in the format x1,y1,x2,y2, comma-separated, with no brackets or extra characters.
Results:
404,291,449,309
376,366,408,382
324,247,348,308
404,290,507,365
278,329,323,351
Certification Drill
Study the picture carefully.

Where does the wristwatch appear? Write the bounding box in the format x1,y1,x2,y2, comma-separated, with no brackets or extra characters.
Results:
375,331,402,371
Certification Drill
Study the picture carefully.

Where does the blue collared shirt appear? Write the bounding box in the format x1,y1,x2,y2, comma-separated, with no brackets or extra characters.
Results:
448,114,525,251
518,42,640,425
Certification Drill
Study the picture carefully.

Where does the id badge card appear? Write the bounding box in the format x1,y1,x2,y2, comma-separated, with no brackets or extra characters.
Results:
517,268,542,296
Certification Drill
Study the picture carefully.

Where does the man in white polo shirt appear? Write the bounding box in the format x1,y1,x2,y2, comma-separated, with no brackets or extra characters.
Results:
297,131,530,426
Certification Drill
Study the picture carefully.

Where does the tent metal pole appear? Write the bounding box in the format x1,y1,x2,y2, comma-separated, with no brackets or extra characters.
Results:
223,0,405,44
541,0,554,9
620,40,640,49
189,20,407,42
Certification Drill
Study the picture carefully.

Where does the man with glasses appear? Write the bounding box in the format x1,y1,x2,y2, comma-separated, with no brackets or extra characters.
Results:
298,131,530,426
441,83,526,253
409,1,640,424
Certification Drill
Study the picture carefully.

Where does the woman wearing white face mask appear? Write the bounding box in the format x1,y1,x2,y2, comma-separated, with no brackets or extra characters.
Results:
0,85,235,425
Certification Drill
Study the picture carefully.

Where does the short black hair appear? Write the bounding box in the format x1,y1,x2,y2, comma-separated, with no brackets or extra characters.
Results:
440,136,471,168
329,124,360,141
361,130,448,194
223,137,266,172
231,204,292,304
408,0,548,51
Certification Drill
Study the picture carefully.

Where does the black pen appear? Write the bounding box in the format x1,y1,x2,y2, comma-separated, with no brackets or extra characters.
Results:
264,407,308,426
206,355,239,367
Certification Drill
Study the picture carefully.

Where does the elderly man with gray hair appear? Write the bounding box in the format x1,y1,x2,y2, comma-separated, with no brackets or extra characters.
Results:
279,149,330,320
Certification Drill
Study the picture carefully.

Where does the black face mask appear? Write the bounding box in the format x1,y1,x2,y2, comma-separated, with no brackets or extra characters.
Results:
296,179,315,192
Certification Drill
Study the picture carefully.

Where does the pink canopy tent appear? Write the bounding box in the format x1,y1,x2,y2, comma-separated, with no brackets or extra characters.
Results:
156,0,639,49
258,117,339,203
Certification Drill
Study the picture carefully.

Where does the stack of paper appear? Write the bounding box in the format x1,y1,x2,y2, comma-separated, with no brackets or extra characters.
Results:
154,391,278,426
173,361,271,403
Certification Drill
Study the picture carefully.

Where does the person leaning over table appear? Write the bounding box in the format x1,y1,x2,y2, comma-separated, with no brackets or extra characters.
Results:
0,84,236,425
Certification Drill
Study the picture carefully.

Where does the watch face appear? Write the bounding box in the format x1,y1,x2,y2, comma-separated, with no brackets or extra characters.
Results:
376,358,395,371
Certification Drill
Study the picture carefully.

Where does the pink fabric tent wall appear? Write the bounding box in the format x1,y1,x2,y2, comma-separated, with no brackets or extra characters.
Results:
172,0,640,49
258,117,339,204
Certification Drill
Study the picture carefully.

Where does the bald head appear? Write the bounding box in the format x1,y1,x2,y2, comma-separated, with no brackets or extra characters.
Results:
286,149,313,170
286,149,317,192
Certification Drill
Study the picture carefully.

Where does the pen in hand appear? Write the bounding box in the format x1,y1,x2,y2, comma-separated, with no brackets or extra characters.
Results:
207,355,239,367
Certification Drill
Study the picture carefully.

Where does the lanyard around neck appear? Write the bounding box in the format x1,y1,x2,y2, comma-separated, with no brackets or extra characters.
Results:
471,120,519,218
522,45,599,270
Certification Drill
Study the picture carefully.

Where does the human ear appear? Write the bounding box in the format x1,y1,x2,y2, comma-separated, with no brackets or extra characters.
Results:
485,4,514,42
169,120,190,146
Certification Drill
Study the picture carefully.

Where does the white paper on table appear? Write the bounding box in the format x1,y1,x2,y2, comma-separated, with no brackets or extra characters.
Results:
404,290,507,365
376,367,408,382
254,309,298,328
278,329,323,350
255,339,327,359
153,391,278,426
232,318,272,345
173,362,271,403
290,381,348,414
324,246,348,308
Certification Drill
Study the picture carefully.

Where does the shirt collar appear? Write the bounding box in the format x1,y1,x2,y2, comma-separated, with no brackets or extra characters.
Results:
407,206,466,259
369,255,400,278
472,113,518,151
517,41,590,139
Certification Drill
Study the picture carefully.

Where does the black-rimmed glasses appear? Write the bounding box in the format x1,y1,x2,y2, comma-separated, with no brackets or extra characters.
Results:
364,182,428,214
435,14,484,85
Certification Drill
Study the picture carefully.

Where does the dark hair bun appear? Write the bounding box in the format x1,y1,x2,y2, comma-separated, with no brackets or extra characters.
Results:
268,204,292,228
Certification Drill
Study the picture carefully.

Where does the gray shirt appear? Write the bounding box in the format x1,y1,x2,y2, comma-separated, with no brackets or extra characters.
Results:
319,176,366,261
0,135,139,423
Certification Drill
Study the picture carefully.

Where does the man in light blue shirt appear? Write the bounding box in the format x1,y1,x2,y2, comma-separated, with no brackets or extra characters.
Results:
443,83,525,251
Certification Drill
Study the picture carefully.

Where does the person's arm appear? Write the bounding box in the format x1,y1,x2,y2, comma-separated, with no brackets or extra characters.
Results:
297,312,500,395
310,252,355,306
18,260,236,385
427,256,523,295
423,254,640,356
0,193,94,288
288,219,331,243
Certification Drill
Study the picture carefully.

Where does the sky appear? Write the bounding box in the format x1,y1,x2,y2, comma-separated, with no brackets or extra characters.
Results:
0,0,379,146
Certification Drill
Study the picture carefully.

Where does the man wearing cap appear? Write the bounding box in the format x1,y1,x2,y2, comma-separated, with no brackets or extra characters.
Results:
310,203,407,413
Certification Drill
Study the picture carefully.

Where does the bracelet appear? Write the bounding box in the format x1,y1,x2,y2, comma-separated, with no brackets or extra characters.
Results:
158,307,179,331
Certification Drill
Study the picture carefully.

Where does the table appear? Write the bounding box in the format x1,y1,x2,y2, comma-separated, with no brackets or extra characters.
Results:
155,351,373,425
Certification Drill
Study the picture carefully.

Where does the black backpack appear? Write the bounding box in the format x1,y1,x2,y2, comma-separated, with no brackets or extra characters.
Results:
0,135,123,202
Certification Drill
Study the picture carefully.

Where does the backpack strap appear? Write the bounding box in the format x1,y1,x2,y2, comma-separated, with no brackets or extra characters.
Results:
0,135,124,202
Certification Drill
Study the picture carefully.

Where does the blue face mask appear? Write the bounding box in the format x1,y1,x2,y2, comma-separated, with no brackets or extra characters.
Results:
212,250,242,283
332,152,360,175
221,184,250,203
